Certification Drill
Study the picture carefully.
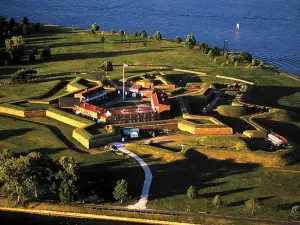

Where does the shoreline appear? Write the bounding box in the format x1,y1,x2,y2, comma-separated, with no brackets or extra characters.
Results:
41,24,300,78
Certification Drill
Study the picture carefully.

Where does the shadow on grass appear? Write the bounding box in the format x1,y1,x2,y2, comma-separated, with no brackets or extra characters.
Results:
200,187,256,199
0,115,86,153
0,128,32,141
277,201,300,210
79,148,260,203
227,196,277,207
20,49,169,66
247,86,300,114
254,118,300,146
15,147,66,157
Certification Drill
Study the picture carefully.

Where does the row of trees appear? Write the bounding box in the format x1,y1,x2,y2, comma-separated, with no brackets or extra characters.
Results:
186,185,300,218
0,16,40,42
0,150,79,205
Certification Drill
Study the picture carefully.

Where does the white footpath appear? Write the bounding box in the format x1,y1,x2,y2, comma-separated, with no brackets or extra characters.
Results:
111,142,152,210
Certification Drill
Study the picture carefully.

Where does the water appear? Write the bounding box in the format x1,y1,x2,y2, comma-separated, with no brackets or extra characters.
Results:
1,0,300,75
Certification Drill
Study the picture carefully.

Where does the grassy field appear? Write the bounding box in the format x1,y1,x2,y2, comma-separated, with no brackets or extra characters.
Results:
126,143,300,221
0,26,300,223
1,26,299,114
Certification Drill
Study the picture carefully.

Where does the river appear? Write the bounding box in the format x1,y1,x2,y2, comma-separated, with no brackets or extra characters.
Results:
1,0,300,75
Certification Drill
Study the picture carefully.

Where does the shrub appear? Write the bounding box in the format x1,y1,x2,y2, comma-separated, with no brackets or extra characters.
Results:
240,52,252,61
187,185,197,200
245,198,261,215
100,36,105,43
291,205,300,219
185,34,196,49
132,32,138,36
102,61,113,72
207,49,214,59
211,46,221,56
175,36,182,43
113,179,130,203
212,195,223,208
40,46,51,60
140,30,147,38
91,23,99,31
111,29,116,34
119,30,125,37
199,42,208,53
154,31,162,42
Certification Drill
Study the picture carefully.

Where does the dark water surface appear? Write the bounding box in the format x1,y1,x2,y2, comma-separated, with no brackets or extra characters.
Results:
0,211,142,225
1,0,300,75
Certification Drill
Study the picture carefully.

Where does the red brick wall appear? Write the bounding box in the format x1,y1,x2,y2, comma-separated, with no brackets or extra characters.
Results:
24,110,46,117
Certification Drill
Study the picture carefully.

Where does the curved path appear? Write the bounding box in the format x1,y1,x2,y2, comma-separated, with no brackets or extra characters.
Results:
111,142,152,210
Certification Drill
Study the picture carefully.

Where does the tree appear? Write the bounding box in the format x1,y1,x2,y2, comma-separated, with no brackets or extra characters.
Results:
56,156,79,204
33,22,41,32
133,32,138,36
207,49,215,59
119,30,125,37
211,46,221,56
26,152,56,198
199,42,209,53
154,31,162,42
186,185,197,200
22,17,29,25
212,195,223,208
111,29,116,34
9,18,15,27
291,205,300,220
175,36,182,43
140,30,147,39
245,198,261,215
0,155,32,205
102,61,113,73
91,23,99,31
240,52,252,61
40,46,51,60
113,179,129,202
185,34,196,49
100,36,105,43
29,52,35,62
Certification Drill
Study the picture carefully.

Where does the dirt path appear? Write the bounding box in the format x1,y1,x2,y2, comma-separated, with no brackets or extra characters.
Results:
111,142,152,210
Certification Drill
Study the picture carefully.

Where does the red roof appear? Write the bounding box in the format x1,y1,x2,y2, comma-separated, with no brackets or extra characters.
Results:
76,102,105,114
130,84,142,90
151,91,170,107
111,107,155,115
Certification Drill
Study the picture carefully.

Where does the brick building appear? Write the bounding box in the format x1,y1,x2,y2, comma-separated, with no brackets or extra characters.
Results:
151,91,170,118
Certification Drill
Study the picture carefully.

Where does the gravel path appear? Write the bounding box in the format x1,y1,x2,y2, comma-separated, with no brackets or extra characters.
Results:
110,142,152,210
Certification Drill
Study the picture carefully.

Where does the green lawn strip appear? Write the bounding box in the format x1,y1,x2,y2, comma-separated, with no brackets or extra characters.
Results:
0,80,61,104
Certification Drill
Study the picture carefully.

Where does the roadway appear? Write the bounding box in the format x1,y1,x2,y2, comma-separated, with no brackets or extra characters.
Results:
110,142,152,210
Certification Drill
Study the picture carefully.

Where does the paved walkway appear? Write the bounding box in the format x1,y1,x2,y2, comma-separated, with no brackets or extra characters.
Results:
110,142,152,210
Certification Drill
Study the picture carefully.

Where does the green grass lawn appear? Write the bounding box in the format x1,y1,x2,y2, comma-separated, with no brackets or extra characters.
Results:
0,27,300,223
0,115,144,203
0,80,61,104
126,144,300,221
